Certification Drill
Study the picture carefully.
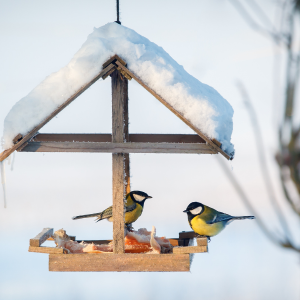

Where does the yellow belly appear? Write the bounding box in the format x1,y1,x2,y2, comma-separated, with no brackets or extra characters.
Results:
108,204,143,225
125,204,143,224
190,216,225,237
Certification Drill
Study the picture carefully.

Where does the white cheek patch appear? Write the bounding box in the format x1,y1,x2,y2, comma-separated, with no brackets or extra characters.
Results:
133,194,145,202
190,206,203,215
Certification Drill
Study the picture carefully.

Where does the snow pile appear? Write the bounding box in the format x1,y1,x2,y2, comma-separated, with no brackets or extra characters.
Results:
2,22,234,156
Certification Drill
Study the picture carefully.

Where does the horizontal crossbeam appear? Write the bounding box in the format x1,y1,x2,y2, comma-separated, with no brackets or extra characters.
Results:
19,141,216,154
30,133,206,143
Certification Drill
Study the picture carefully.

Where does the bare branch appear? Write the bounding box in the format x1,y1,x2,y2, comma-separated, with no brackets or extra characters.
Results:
229,0,288,44
236,81,294,242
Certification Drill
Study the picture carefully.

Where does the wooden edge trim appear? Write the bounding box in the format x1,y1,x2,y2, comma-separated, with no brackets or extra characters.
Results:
102,54,126,69
28,246,65,254
0,63,115,162
115,61,232,160
30,228,53,247
13,133,23,144
173,245,207,254
49,253,190,272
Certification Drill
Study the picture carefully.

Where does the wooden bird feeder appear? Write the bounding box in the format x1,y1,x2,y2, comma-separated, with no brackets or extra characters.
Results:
0,55,231,272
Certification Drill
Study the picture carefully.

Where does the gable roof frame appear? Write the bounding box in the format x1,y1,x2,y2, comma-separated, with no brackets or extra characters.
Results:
0,55,232,161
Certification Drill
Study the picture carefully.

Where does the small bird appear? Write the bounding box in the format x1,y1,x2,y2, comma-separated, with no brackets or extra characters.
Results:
72,191,152,228
183,202,255,238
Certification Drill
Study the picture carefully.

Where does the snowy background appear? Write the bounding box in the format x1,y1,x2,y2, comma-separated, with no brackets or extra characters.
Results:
0,1,299,300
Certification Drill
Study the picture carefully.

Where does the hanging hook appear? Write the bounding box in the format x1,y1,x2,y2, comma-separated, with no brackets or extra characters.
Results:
115,0,121,24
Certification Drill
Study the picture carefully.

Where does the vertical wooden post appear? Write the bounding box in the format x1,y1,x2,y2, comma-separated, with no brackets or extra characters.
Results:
111,70,129,254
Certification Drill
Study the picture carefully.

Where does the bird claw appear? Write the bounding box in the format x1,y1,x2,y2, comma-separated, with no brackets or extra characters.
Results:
125,224,134,232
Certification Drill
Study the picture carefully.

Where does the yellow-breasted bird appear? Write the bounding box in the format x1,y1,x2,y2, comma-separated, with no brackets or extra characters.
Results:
183,202,255,238
72,191,152,226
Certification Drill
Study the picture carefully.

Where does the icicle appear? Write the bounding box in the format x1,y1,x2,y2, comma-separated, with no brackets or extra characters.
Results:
11,152,15,171
0,160,7,208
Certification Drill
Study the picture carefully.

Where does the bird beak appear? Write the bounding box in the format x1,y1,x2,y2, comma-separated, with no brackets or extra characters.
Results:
147,196,153,199
183,209,188,213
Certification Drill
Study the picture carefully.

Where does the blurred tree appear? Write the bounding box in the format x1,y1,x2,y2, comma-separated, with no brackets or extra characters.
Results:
221,0,300,253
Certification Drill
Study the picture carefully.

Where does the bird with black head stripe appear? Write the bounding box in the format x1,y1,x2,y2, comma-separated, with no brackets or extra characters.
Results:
184,202,255,240
73,191,152,229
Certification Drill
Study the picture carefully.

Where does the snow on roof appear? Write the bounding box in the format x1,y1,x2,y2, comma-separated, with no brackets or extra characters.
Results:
2,22,234,156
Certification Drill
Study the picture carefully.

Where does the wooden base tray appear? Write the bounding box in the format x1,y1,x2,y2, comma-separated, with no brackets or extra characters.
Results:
49,253,191,272
29,228,208,272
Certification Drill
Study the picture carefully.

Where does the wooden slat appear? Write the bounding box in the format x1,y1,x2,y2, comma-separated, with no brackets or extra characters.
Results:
0,63,115,162
196,237,208,246
114,61,231,160
30,133,206,143
49,253,190,272
112,70,126,254
178,231,199,239
20,142,216,154
28,246,65,254
173,245,207,254
102,54,126,69
75,240,112,245
30,228,53,247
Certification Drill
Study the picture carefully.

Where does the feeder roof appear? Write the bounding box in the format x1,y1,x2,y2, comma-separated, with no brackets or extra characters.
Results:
2,22,234,157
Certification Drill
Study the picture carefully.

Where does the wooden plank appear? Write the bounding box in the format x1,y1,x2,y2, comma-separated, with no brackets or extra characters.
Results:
115,61,231,160
13,133,23,144
28,246,65,254
173,245,207,254
20,142,216,154
30,228,53,247
49,253,190,272
178,231,199,239
197,237,208,246
0,63,116,162
75,240,112,245
102,54,126,69
102,66,116,80
29,133,206,143
112,69,126,254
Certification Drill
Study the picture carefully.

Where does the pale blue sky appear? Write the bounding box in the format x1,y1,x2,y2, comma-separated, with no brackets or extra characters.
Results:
0,1,299,299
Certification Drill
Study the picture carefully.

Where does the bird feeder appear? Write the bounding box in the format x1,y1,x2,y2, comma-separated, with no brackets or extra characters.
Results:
0,50,232,271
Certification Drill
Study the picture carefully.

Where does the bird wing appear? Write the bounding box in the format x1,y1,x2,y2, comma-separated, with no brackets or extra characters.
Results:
95,202,137,222
206,212,233,224
125,202,137,212
96,206,113,222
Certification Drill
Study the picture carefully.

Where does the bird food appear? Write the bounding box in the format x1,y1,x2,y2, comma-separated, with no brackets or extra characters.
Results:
49,227,172,254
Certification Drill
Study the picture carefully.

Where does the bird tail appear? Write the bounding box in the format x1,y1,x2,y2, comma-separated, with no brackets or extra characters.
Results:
72,212,100,220
232,216,255,220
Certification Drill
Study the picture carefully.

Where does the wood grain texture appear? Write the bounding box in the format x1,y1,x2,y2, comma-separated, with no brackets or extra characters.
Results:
196,237,208,246
30,133,206,143
20,142,216,154
114,61,231,160
30,228,53,247
102,54,126,68
178,231,199,239
112,70,126,254
173,245,207,254
28,246,65,254
49,253,190,272
0,63,115,162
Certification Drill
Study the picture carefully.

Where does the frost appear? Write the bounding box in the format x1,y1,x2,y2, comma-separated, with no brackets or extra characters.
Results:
2,22,234,156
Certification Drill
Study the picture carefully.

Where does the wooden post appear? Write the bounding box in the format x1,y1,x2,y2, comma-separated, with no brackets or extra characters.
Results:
111,70,129,254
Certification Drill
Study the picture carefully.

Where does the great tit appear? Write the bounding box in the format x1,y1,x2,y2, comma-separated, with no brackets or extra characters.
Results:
183,202,255,238
72,191,152,226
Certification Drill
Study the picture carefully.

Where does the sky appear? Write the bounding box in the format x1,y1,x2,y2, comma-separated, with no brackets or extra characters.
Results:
0,1,299,300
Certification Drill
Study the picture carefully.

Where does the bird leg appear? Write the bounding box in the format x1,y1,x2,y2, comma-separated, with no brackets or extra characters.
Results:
125,224,134,232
